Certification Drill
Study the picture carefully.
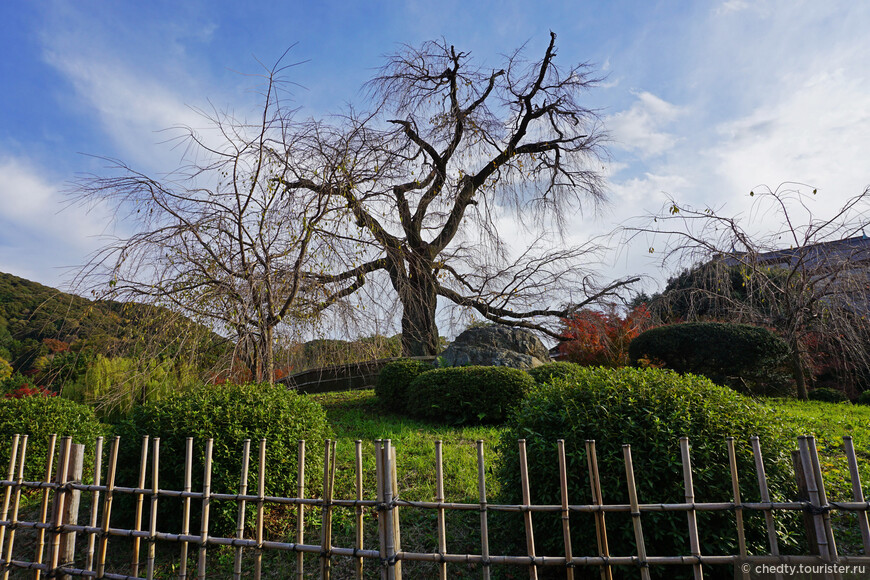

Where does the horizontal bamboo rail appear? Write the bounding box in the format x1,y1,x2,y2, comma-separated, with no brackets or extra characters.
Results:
0,433,867,580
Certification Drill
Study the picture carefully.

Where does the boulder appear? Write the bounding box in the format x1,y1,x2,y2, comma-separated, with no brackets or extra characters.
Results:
439,325,551,370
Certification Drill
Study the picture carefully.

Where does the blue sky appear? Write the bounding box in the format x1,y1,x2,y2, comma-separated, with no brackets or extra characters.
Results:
2,0,870,297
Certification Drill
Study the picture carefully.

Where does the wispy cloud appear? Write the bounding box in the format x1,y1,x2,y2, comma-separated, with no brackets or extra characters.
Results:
0,156,113,285
606,91,684,159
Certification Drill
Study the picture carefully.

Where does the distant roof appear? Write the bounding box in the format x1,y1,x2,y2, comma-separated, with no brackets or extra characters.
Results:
720,235,870,269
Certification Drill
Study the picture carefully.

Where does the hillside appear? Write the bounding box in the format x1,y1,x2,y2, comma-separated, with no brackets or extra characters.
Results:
0,271,226,376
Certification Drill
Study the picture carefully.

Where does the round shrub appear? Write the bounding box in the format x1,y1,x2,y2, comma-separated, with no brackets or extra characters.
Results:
528,361,585,385
406,366,534,424
0,396,105,482
628,322,791,396
807,387,849,403
857,390,870,405
114,382,331,533
497,367,797,577
376,358,433,412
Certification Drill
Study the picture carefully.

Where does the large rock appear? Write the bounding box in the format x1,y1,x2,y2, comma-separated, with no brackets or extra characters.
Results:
440,325,551,370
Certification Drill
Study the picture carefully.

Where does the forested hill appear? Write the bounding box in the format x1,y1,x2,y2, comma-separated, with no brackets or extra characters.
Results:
0,271,223,374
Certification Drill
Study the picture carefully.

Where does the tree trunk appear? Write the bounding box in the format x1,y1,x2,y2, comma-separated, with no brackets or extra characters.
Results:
264,324,275,384
392,253,440,357
790,344,808,400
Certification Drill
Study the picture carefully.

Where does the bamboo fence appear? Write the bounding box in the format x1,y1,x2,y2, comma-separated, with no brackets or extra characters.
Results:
0,433,867,579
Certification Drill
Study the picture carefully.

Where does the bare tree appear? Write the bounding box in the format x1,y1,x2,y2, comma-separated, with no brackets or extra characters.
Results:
72,56,337,383
278,32,637,356
631,183,870,399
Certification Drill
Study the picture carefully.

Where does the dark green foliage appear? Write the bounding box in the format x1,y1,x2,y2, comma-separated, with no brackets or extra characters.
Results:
857,390,870,405
0,396,105,482
406,366,534,424
807,387,849,403
527,361,585,385
375,358,432,411
497,367,798,578
628,322,791,395
114,382,331,533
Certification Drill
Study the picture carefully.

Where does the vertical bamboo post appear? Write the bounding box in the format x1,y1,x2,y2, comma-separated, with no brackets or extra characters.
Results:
85,437,103,572
679,438,703,580
295,439,304,580
34,433,57,580
750,437,781,560
146,438,160,580
2,435,26,580
60,443,84,580
355,440,364,580
48,437,72,576
320,439,334,580
585,440,611,580
476,440,490,580
382,440,397,580
518,440,538,580
806,436,839,563
96,436,119,580
622,445,650,580
254,439,266,580
233,439,251,580
843,436,870,553
726,438,748,580
791,449,819,555
375,440,387,580
797,436,830,559
0,434,19,561
131,435,149,577
197,438,214,580
556,440,574,580
179,437,193,580
389,445,401,580
435,440,447,580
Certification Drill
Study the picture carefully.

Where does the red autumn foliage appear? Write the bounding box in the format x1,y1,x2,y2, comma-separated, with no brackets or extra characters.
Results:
559,304,653,367
4,384,56,399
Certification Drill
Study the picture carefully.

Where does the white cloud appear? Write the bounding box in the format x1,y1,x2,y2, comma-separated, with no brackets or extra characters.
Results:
0,157,113,287
43,49,207,170
715,0,752,15
606,92,685,158
710,66,870,202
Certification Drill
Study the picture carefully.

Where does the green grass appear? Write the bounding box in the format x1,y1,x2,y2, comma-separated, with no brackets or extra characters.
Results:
763,398,870,555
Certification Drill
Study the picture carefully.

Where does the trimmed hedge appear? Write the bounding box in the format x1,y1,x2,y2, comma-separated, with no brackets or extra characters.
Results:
114,382,331,533
808,387,849,403
528,361,585,385
497,367,798,576
628,322,791,395
0,396,105,482
406,366,535,424
375,359,432,412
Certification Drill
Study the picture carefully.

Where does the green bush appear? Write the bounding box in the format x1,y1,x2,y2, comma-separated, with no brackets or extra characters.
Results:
807,387,849,403
114,382,331,533
528,361,585,385
857,391,870,405
406,366,534,424
628,322,791,396
0,396,105,482
497,367,798,578
376,359,432,412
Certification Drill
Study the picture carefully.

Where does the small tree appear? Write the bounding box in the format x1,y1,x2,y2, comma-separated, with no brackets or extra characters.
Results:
558,303,651,367
73,55,337,383
632,183,870,399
